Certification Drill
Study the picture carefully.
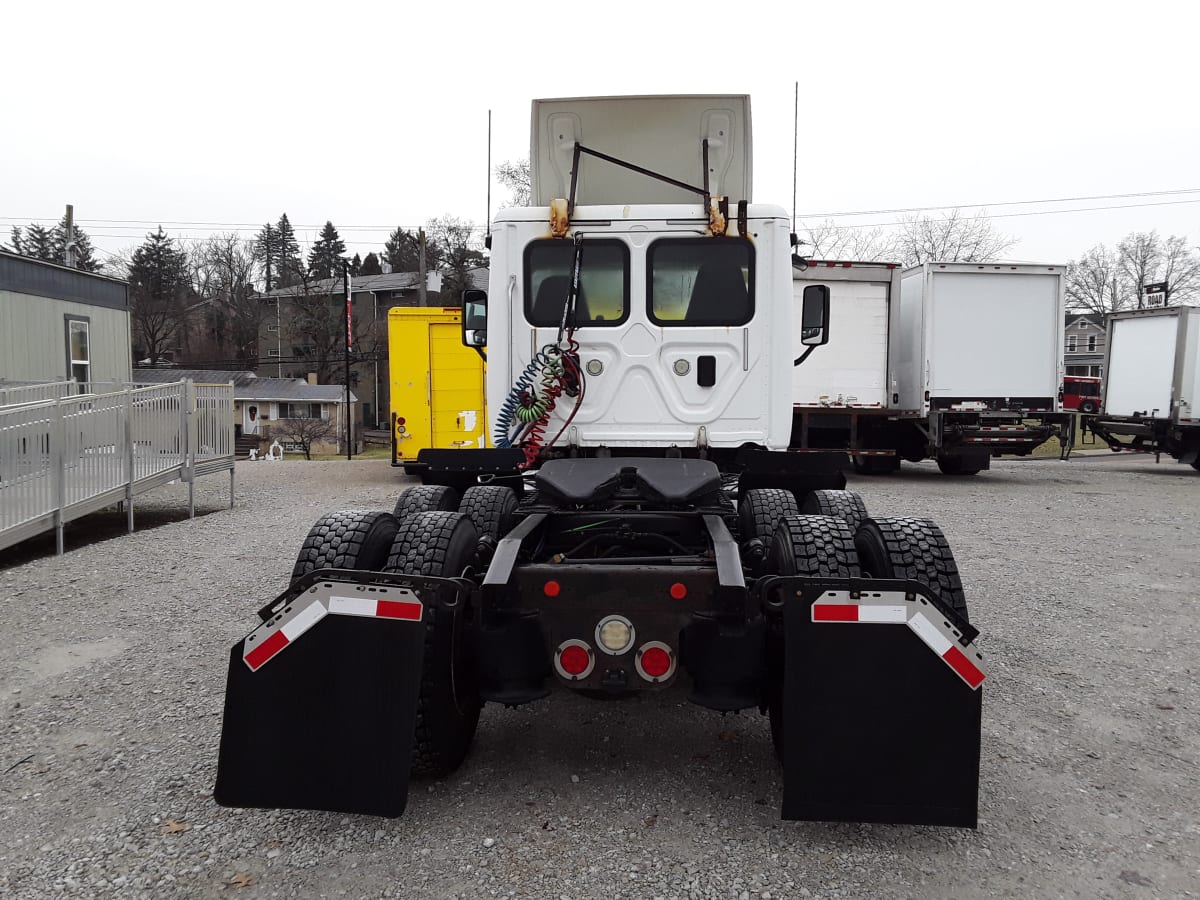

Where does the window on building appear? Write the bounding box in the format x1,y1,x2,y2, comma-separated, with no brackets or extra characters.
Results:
65,317,90,384
281,403,323,419
267,324,279,332
648,238,754,326
1078,320,1088,330
1067,335,1077,352
1087,335,1096,352
268,349,281,357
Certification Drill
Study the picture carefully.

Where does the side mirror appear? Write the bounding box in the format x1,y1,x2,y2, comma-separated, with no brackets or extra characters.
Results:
462,289,487,348
800,284,830,346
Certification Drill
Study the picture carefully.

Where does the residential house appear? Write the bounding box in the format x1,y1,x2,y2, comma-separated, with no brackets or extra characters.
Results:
1064,312,1106,378
0,251,132,389
259,270,444,429
133,368,359,456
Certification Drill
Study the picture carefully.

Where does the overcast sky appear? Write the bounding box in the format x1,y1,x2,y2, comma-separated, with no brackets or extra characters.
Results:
3,0,1198,266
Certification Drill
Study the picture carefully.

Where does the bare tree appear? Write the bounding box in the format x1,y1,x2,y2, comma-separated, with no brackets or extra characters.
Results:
893,209,1016,265
427,215,485,303
272,416,335,460
1117,231,1161,308
1066,244,1128,314
798,219,899,262
1155,234,1200,305
495,158,531,207
191,234,262,366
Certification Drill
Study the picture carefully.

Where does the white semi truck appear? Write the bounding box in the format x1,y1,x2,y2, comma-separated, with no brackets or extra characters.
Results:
791,260,1073,474
216,95,986,828
1089,305,1200,470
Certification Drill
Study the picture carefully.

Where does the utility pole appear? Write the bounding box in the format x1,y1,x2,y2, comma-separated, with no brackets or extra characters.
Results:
418,228,428,306
64,204,76,269
344,259,353,460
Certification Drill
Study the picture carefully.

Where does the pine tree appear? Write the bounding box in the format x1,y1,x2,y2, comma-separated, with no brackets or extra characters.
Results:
307,220,346,279
128,228,191,365
253,222,280,290
23,224,57,261
360,251,383,276
349,252,362,277
52,215,101,271
8,226,25,255
384,226,423,272
276,213,302,286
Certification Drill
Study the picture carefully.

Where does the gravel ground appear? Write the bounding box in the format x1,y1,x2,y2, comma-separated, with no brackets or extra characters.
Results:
1,456,1197,899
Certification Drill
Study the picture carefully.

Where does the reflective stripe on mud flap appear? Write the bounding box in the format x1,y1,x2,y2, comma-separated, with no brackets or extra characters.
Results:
811,591,986,689
243,584,424,671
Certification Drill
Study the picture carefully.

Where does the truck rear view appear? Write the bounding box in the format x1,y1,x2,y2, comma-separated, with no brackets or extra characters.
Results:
1090,305,1200,469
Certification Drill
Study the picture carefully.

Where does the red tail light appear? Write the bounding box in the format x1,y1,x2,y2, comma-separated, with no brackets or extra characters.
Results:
554,639,594,680
543,580,561,598
635,642,676,682
669,582,687,600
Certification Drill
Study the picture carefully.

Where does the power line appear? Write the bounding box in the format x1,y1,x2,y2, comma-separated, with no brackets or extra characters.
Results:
798,187,1200,218
799,198,1200,232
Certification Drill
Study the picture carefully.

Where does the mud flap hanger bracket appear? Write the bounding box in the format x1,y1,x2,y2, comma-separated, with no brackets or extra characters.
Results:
257,568,473,623
755,575,980,647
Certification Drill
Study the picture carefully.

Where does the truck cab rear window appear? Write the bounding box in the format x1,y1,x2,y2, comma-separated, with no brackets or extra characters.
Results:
648,238,754,326
524,240,629,327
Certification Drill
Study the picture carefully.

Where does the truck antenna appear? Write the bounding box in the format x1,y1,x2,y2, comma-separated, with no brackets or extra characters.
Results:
486,109,492,246
792,81,798,235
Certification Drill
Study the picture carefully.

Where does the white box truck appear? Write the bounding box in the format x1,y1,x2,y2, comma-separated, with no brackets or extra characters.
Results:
1090,305,1200,470
791,260,1073,474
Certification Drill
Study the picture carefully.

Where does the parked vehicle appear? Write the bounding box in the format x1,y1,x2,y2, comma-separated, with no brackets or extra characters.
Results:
387,306,486,460
792,261,1073,474
216,95,986,828
1062,374,1102,413
1089,305,1200,470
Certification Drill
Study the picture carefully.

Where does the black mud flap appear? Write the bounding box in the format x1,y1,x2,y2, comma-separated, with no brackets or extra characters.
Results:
772,578,984,827
215,571,465,818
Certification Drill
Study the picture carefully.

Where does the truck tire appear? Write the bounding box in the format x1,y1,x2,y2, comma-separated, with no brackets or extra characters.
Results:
290,509,399,582
385,511,481,778
393,484,460,522
935,454,982,476
764,515,861,759
799,489,868,533
458,486,519,541
739,488,800,546
1079,399,1098,414
854,517,969,621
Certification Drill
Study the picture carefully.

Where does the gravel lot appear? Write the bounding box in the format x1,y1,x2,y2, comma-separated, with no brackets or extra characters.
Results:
1,456,1197,899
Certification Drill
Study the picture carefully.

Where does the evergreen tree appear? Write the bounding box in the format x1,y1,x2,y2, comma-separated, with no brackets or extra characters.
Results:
349,252,362,277
127,228,191,365
253,222,280,291
52,215,101,271
22,224,57,261
276,213,302,286
8,226,25,255
384,226,424,272
307,220,346,279
360,251,383,276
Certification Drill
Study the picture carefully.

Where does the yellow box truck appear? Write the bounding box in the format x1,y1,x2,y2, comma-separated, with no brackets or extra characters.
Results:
387,306,486,459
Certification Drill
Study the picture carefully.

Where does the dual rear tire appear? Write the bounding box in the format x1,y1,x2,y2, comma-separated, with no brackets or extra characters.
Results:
290,505,483,779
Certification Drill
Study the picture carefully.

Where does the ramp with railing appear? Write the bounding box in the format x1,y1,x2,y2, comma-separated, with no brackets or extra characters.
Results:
0,380,235,555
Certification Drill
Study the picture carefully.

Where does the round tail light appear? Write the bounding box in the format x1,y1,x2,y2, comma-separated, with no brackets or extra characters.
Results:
554,639,594,680
635,642,675,682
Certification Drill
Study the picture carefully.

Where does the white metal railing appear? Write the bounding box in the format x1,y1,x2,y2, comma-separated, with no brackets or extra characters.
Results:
0,380,235,555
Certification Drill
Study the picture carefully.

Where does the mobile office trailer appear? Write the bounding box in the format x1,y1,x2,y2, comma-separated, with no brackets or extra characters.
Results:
1089,305,1200,470
387,306,486,462
892,262,1072,475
